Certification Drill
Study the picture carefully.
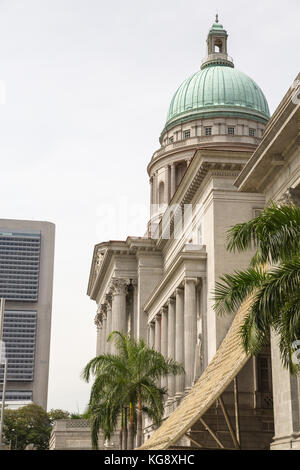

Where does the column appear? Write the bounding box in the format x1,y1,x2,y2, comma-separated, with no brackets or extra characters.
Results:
164,167,169,204
154,314,161,353
167,298,176,400
111,279,128,354
96,324,102,356
170,164,176,199
161,306,168,390
149,322,155,349
201,277,208,370
270,330,300,449
100,304,107,355
150,176,153,205
102,312,107,355
132,280,138,339
94,307,102,355
154,313,161,388
105,294,112,353
184,278,197,392
175,287,184,400
153,172,158,205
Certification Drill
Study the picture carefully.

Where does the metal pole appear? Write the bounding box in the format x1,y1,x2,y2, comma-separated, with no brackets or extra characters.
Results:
233,377,241,446
199,416,225,449
184,433,203,449
0,298,6,450
218,396,240,450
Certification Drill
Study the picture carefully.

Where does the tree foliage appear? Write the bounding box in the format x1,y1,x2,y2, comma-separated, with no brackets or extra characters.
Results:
82,331,184,449
3,403,51,450
213,203,300,372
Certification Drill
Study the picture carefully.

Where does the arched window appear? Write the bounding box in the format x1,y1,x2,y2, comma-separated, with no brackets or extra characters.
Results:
158,182,165,207
214,39,223,53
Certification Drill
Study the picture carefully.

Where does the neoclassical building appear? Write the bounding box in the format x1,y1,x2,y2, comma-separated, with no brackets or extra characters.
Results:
87,18,299,450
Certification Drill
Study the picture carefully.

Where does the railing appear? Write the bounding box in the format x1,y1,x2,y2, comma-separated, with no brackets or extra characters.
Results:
201,53,234,65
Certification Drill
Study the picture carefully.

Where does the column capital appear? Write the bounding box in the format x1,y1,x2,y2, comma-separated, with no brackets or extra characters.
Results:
101,304,107,320
110,278,129,296
160,306,168,315
94,312,103,328
94,303,107,326
167,297,175,306
129,278,138,288
175,286,184,295
105,293,112,306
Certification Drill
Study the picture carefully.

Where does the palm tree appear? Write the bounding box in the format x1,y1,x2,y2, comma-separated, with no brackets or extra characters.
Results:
213,203,300,372
82,331,184,449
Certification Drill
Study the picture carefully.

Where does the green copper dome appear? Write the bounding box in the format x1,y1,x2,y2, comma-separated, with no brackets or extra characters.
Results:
164,65,270,132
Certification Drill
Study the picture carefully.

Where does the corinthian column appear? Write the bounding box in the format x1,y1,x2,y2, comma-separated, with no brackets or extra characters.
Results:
94,307,103,355
110,279,128,354
102,309,107,355
105,294,112,353
161,306,168,390
175,287,184,401
167,297,176,400
154,314,161,353
96,324,102,356
99,304,107,355
149,322,155,349
170,164,176,199
184,278,198,392
154,313,161,387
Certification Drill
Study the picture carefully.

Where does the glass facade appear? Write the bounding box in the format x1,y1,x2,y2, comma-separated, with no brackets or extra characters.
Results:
0,390,33,401
0,310,37,382
0,230,40,301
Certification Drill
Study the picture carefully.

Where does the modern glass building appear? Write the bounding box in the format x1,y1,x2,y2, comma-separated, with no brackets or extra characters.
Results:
0,221,55,409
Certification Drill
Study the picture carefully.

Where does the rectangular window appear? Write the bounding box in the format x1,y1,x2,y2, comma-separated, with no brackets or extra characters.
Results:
228,127,235,135
183,130,190,139
249,128,256,136
205,127,212,136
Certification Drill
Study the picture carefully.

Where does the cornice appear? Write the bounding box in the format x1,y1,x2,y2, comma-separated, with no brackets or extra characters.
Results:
148,141,257,175
235,74,300,192
87,237,161,300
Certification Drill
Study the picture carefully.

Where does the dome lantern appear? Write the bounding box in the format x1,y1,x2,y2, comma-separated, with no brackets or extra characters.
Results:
201,15,234,69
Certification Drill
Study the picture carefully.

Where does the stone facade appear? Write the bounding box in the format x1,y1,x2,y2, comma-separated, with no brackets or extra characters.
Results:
235,73,300,450
49,419,119,450
86,19,280,450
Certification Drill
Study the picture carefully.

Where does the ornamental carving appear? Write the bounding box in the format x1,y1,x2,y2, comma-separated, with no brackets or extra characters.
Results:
95,250,104,276
110,278,129,296
278,187,300,207
94,303,107,327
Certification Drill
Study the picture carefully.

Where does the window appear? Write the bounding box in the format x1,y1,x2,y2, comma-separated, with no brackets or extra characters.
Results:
183,130,190,139
228,127,235,135
249,128,256,136
257,356,272,393
205,127,212,136
169,136,174,143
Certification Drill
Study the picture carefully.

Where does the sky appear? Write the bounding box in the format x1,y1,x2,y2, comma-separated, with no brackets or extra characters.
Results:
0,0,299,413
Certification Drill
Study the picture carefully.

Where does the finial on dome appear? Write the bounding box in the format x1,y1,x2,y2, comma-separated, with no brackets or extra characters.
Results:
215,13,219,23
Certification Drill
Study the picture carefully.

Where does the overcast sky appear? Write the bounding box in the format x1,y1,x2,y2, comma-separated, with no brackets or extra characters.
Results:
0,0,299,413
